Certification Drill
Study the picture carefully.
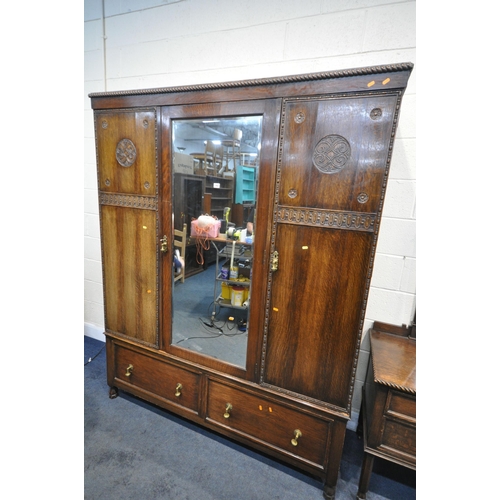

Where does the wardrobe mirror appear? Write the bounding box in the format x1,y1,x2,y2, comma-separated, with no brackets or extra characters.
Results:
171,116,262,367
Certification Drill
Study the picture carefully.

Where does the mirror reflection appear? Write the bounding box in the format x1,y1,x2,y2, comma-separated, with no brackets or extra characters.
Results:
171,116,263,367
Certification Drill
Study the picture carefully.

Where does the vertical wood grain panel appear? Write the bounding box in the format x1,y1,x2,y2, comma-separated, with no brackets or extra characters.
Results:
101,205,158,345
264,225,371,407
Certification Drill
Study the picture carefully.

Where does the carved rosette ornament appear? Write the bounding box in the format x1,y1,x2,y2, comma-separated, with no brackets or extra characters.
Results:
116,138,137,167
294,112,305,124
357,192,369,204
312,134,351,173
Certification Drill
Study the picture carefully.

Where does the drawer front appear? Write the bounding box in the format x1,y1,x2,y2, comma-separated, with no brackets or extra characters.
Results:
207,380,329,467
115,345,200,413
386,391,416,422
381,419,416,460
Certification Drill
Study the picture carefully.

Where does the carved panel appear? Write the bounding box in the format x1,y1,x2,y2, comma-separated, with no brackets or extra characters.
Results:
116,138,137,167
99,193,158,211
312,134,351,174
276,206,376,232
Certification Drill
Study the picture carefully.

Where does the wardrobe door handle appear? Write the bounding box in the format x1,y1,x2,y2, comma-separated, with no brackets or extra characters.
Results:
271,250,279,272
224,403,233,419
160,235,169,253
125,364,134,377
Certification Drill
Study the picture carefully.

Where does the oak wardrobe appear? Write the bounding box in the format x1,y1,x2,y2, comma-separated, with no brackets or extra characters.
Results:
89,62,413,499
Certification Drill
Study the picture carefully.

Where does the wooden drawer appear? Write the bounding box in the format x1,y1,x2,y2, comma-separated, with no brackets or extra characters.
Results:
380,390,416,462
206,380,329,468
114,345,200,413
386,391,416,422
380,418,416,459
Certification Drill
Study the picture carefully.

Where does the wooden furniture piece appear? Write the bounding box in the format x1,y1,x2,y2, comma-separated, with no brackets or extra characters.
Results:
234,165,256,205
204,174,234,221
173,223,187,283
204,141,224,175
357,322,416,499
221,128,242,171
172,174,206,277
189,152,206,174
89,63,413,499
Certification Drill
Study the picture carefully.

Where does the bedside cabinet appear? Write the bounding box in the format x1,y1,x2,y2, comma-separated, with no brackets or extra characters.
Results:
357,322,416,499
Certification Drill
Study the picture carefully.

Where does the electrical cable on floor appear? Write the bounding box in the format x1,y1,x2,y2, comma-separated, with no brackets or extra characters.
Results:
200,318,224,333
206,302,247,334
85,344,105,366
175,315,247,344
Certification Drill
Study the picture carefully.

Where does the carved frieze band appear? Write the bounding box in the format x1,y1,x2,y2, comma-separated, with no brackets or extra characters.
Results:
276,206,376,232
99,193,158,211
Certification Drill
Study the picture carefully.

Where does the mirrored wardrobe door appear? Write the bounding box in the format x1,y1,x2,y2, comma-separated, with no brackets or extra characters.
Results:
160,99,281,379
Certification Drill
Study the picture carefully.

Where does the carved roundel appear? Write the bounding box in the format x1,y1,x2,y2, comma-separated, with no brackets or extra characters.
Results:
370,108,382,120
312,135,351,173
116,138,137,167
294,112,306,124
357,192,369,204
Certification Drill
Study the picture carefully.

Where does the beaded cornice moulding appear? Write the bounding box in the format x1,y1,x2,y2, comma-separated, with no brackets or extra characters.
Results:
88,62,414,98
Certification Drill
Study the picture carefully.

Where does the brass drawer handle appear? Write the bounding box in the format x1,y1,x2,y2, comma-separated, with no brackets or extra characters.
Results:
175,383,183,397
125,364,134,377
291,429,302,446
224,403,233,419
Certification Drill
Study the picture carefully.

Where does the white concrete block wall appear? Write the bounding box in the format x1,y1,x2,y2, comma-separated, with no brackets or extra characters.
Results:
84,0,416,426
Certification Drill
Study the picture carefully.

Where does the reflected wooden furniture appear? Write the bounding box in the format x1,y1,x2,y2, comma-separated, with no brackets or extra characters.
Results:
89,63,413,499
204,141,223,175
172,174,206,277
221,128,242,172
204,174,234,221
357,321,416,500
189,152,206,174
173,223,187,283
